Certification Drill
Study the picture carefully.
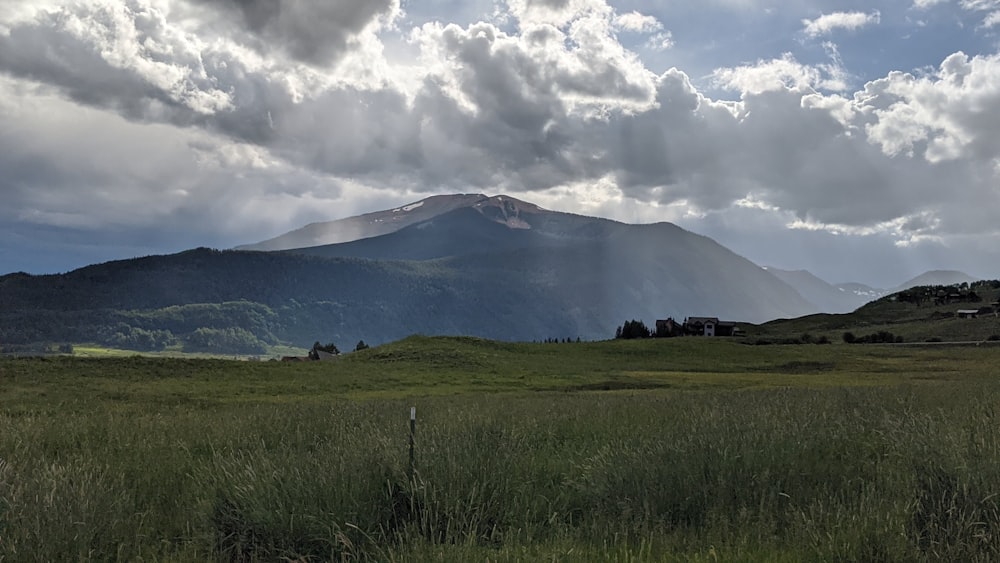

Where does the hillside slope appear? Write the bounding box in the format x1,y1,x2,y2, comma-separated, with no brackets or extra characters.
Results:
750,280,1000,343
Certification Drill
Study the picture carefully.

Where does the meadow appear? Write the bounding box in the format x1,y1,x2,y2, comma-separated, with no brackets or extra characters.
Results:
1,336,1000,561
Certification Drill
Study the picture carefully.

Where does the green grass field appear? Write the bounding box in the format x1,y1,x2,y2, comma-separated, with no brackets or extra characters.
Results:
2,336,1000,561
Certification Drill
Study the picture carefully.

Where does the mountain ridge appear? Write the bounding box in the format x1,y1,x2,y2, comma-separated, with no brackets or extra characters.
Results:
4,194,982,354
236,193,572,252
766,267,977,314
2,196,821,351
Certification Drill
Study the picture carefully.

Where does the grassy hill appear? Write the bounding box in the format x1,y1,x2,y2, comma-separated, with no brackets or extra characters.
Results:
748,280,1000,343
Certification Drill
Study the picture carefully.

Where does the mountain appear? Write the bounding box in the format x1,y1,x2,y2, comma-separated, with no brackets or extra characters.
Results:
236,194,492,251
833,282,885,303
891,270,976,293
1,195,819,353
765,268,868,313
766,268,979,315
284,195,818,324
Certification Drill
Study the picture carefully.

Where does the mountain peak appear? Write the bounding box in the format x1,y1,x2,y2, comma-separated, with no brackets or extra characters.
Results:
236,193,557,251
471,194,548,229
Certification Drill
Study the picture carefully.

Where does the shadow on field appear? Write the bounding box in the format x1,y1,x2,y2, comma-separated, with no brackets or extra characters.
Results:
765,361,837,373
554,380,674,392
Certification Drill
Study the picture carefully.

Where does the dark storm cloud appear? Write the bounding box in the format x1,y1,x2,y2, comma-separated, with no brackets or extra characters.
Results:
388,19,659,191
0,2,391,147
0,15,197,124
189,0,397,65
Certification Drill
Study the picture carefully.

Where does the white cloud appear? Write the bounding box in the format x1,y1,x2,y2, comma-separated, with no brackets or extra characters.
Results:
802,11,881,38
860,51,1000,163
646,31,674,51
613,11,662,33
505,0,611,28
712,52,848,94
962,0,1000,10
917,0,1000,27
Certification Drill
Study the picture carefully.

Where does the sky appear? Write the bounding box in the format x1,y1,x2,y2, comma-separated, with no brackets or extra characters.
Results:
2,0,1000,288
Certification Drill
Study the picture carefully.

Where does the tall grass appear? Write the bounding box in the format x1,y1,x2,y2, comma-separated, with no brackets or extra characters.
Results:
2,380,1000,561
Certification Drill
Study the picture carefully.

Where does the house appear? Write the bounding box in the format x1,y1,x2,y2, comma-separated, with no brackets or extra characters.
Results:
686,317,720,336
655,316,745,337
685,317,744,337
957,309,979,319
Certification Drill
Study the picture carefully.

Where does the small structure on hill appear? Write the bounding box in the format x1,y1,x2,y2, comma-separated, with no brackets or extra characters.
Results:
655,316,745,337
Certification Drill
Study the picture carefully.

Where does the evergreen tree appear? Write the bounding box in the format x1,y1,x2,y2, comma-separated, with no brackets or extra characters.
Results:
615,319,652,339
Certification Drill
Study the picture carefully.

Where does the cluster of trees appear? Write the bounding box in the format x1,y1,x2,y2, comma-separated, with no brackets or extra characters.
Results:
185,327,268,354
0,301,383,355
894,282,991,307
0,301,279,349
103,325,176,351
843,331,903,344
615,320,652,340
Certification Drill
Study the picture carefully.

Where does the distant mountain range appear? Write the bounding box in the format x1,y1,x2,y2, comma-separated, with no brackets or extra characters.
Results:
0,194,981,353
766,268,977,314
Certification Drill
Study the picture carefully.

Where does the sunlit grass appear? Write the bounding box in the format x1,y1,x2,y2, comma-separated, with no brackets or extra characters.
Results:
70,343,309,360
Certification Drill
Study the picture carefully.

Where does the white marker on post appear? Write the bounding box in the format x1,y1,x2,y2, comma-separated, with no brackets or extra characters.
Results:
408,406,416,481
